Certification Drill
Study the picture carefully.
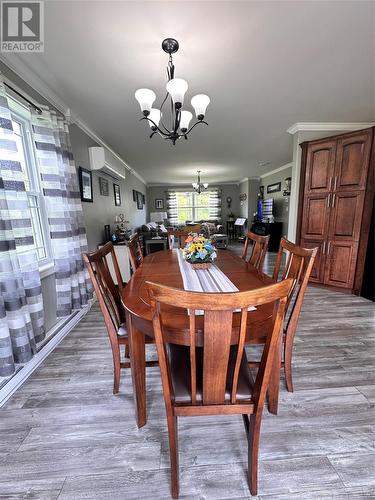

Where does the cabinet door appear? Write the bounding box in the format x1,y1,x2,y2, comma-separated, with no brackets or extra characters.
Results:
328,191,365,242
300,239,325,283
300,194,331,241
324,241,359,288
334,129,372,191
305,139,336,194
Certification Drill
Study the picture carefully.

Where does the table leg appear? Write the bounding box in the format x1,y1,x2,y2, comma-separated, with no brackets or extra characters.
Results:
126,312,146,428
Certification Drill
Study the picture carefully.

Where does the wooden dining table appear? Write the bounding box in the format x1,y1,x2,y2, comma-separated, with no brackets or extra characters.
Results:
122,248,275,428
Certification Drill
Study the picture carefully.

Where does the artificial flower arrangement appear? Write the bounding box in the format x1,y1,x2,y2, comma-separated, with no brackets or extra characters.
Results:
182,233,217,269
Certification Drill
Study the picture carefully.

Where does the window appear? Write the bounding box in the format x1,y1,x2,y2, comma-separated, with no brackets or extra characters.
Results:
167,190,221,225
9,98,51,265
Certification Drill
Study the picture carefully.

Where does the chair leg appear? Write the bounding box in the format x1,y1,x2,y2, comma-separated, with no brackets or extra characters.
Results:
125,343,130,359
284,337,294,393
268,336,282,415
247,414,261,496
166,413,179,499
112,343,121,395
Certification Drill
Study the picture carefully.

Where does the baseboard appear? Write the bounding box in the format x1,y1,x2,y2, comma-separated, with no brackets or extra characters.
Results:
0,300,94,407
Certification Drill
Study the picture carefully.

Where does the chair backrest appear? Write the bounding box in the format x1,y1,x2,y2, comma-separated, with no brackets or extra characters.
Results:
147,279,292,408
83,242,125,340
241,231,270,270
127,234,143,273
272,238,318,330
167,229,190,249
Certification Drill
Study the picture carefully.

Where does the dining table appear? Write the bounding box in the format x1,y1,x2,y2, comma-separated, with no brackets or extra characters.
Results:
122,248,275,428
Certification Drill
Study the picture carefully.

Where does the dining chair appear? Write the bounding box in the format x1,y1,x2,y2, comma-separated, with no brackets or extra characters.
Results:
249,238,318,414
147,279,293,498
241,231,270,271
127,233,144,273
83,242,156,395
167,229,190,249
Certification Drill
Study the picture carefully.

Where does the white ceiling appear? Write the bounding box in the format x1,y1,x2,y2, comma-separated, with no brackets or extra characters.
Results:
3,0,374,184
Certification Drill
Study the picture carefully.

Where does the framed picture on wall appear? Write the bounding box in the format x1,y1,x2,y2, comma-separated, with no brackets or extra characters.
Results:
267,182,281,194
142,193,145,205
113,183,121,206
78,166,93,202
136,191,143,209
155,198,164,209
132,189,136,201
99,176,109,196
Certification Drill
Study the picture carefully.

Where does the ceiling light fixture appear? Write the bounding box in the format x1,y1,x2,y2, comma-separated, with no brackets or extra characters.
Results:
192,170,208,194
135,38,210,146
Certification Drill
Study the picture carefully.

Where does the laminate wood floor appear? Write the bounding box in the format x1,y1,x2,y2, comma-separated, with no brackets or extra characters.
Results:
1,248,374,499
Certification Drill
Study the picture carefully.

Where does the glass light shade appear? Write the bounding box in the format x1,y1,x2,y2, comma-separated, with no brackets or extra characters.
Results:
148,108,162,128
135,88,156,114
179,110,192,131
192,182,197,188
191,94,210,118
166,78,188,107
203,183,209,189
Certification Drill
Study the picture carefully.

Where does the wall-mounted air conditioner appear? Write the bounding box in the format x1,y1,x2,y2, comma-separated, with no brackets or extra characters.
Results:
88,146,126,180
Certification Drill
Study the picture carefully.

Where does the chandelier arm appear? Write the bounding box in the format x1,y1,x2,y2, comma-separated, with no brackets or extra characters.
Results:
184,119,209,137
140,116,169,137
158,92,172,133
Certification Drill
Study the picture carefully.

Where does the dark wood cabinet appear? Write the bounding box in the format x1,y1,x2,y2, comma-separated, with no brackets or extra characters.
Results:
304,139,336,194
298,127,374,293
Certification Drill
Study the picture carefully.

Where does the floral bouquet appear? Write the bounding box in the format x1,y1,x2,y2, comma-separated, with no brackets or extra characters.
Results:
182,233,217,269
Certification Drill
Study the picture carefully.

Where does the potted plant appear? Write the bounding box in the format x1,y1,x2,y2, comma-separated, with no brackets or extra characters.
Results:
182,233,217,269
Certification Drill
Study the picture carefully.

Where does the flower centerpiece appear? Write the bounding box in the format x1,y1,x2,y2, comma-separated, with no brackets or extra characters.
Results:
182,233,217,269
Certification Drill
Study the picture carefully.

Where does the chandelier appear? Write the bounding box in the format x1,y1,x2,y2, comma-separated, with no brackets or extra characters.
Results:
192,170,208,194
135,38,210,146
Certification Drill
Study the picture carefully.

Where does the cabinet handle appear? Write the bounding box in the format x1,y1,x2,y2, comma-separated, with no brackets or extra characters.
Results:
332,193,336,208
327,194,331,208
329,177,333,190
322,241,326,254
334,176,338,190
327,241,331,254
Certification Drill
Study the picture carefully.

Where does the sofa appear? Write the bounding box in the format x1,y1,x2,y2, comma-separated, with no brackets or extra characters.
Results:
138,220,224,248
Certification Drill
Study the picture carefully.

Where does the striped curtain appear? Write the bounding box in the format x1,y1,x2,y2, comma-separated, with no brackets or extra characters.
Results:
166,190,178,225
208,188,222,221
31,106,93,317
0,77,45,377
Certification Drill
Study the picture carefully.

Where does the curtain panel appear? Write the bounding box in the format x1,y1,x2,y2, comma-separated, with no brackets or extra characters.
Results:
207,188,222,221
31,106,93,317
166,190,178,225
0,78,45,376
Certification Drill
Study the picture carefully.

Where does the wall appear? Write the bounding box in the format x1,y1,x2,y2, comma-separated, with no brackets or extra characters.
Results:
146,183,240,229
69,125,147,251
260,166,292,238
238,178,260,231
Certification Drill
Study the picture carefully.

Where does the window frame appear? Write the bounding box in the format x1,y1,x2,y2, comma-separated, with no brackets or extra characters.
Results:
7,96,54,276
174,191,212,224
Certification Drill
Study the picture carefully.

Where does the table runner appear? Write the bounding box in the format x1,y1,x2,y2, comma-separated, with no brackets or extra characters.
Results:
176,250,256,313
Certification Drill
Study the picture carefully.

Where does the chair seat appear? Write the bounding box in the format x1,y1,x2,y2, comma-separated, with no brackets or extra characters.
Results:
169,344,254,403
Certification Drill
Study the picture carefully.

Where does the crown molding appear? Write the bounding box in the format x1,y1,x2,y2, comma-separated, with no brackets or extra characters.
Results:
0,55,146,185
260,162,293,179
287,122,375,135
